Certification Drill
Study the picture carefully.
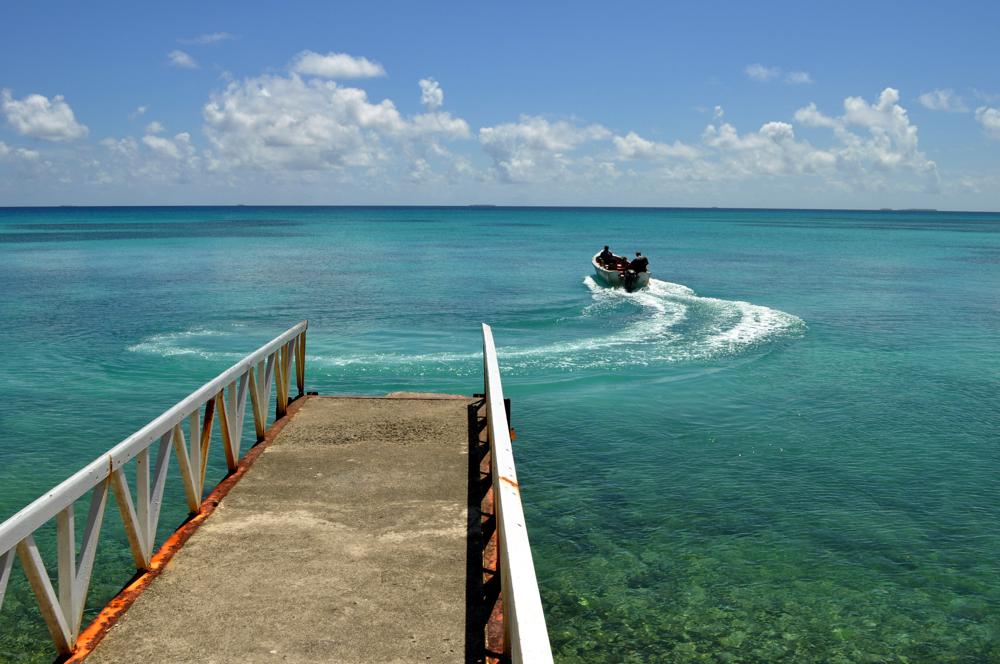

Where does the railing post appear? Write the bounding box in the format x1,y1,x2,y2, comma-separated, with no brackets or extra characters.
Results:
296,330,306,397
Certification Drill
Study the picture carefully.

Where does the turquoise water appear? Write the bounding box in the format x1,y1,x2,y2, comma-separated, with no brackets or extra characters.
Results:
1,207,998,662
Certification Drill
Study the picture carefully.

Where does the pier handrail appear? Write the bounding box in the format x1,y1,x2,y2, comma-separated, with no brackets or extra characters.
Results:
481,323,553,664
0,321,308,655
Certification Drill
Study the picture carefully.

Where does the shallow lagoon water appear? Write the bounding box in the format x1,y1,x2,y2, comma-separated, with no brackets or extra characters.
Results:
1,207,998,662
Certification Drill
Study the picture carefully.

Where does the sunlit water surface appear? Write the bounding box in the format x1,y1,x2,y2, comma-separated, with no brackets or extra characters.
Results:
1,207,998,662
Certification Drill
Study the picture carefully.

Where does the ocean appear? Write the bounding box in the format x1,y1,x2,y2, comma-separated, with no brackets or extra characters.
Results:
0,206,998,662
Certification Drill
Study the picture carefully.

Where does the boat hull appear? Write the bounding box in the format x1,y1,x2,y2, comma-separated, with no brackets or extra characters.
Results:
592,254,651,292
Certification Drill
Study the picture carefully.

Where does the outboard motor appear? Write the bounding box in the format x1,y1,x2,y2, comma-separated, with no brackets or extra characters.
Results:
624,270,638,292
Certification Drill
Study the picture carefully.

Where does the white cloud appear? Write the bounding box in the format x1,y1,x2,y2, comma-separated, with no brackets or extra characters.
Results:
95,133,200,186
145,120,165,134
100,136,138,158
180,32,234,45
131,105,148,119
793,102,839,128
291,51,386,79
479,116,611,182
794,88,935,181
613,131,700,160
0,141,42,163
918,89,968,112
1,89,88,141
168,50,199,69
976,106,1000,139
746,64,812,85
713,105,724,119
840,88,928,170
202,73,468,172
419,78,443,110
702,121,836,177
142,132,194,160
745,64,781,81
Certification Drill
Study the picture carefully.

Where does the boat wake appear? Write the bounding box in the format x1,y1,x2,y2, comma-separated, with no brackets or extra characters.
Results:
127,278,805,375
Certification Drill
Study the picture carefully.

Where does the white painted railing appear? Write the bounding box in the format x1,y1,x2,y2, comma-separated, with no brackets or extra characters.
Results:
482,323,553,663
0,321,307,656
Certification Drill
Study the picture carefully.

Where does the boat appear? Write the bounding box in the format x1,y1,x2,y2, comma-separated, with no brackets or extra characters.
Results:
592,252,651,292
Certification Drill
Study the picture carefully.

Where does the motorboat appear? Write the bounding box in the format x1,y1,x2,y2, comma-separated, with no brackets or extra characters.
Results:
592,252,651,292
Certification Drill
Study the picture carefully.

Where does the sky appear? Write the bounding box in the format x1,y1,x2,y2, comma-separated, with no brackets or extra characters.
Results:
1,0,998,209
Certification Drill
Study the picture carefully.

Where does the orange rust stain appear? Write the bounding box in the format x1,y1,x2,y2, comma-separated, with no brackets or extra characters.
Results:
499,475,520,490
64,395,311,663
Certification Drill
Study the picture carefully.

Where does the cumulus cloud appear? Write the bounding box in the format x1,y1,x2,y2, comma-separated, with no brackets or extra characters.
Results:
131,105,148,119
976,106,1000,139
419,78,443,110
787,88,936,184
291,51,386,79
145,120,165,134
785,71,813,85
613,131,700,160
919,89,968,112
1,89,88,141
793,102,839,128
142,132,194,160
180,32,234,45
479,116,611,182
702,121,836,177
202,73,468,172
168,50,199,69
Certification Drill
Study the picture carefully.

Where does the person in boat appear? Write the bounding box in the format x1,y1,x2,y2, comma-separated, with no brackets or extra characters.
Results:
629,252,649,273
598,245,615,267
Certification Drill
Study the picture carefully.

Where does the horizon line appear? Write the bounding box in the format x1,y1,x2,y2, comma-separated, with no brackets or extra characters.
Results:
1,204,998,214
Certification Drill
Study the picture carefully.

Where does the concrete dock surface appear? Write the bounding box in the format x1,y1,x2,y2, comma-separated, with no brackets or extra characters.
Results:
88,395,477,664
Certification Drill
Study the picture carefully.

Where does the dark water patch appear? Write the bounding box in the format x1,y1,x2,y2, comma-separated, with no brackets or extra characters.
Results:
0,227,307,243
742,221,1000,233
951,247,1000,265
359,217,442,224
480,222,548,228
9,219,302,231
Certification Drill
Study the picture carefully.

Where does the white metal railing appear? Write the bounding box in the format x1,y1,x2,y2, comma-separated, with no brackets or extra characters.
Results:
481,323,553,663
0,321,307,656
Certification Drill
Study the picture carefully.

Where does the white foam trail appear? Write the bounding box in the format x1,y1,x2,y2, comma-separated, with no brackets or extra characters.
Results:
128,279,805,372
127,328,240,360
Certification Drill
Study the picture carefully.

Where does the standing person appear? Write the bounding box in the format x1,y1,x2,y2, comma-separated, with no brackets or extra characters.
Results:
630,252,649,273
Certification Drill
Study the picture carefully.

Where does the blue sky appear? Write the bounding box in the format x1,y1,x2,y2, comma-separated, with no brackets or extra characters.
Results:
1,0,998,208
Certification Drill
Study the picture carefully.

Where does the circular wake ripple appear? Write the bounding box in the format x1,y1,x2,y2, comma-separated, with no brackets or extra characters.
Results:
126,278,805,373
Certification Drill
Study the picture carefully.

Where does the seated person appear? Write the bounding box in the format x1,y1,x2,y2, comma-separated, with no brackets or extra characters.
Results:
629,252,649,272
598,245,615,266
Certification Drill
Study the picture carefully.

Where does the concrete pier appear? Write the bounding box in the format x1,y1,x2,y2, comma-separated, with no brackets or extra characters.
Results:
88,395,477,664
